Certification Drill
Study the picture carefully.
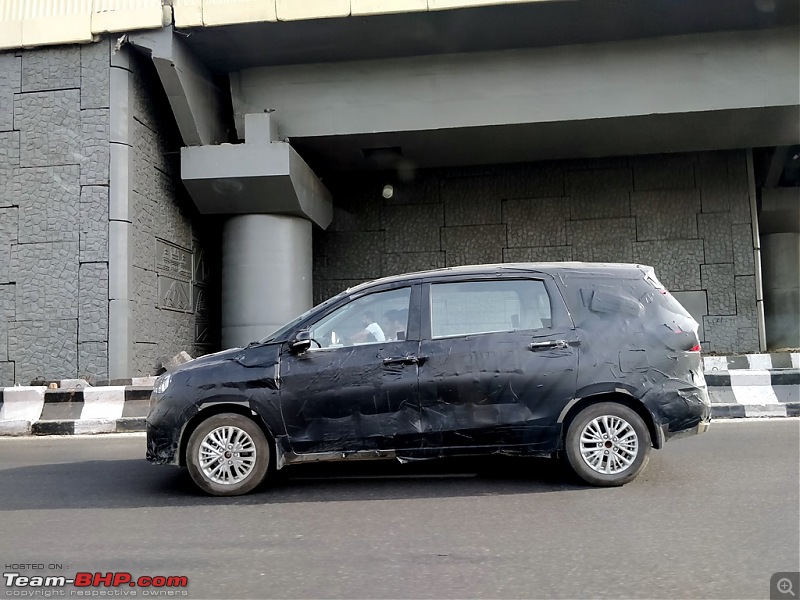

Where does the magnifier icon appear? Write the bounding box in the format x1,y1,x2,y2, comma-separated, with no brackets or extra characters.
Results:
777,578,796,597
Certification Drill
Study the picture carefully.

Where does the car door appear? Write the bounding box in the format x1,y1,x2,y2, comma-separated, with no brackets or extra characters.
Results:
416,275,578,452
279,284,423,454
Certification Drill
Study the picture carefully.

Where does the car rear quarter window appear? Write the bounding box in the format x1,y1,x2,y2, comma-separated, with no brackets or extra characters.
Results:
430,279,551,338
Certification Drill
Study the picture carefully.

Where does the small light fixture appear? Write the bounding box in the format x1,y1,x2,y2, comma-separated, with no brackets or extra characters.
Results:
382,184,394,199
212,178,244,195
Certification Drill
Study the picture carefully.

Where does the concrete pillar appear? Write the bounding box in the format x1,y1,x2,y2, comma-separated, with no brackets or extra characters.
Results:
222,214,313,349
762,232,800,350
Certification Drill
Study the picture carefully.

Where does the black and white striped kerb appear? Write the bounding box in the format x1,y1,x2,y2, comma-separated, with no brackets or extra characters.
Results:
704,352,800,371
708,369,800,418
0,386,151,436
2,359,799,435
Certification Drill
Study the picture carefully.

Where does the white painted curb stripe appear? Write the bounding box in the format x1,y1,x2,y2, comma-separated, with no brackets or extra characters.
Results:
0,387,47,422
80,386,126,420
744,404,787,418
746,354,773,370
792,353,800,369
730,370,780,405
703,356,728,371
0,420,32,435
74,419,117,435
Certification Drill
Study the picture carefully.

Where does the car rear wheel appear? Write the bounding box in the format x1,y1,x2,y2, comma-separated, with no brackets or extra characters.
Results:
186,413,270,496
564,402,651,487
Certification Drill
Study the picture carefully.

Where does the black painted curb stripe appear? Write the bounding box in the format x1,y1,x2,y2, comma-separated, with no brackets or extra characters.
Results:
771,370,800,385
32,421,76,435
117,417,146,432
771,354,795,369
726,356,750,370
706,374,732,387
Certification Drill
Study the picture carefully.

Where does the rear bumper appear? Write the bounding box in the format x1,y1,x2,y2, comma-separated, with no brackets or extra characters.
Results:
665,418,710,443
644,379,711,444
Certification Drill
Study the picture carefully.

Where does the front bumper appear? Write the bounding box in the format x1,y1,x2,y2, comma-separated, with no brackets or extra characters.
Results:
146,420,181,465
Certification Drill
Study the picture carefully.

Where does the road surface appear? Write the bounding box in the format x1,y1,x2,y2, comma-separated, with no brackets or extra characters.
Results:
1,419,798,599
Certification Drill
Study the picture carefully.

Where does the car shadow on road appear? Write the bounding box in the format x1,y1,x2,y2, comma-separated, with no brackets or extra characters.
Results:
0,455,594,510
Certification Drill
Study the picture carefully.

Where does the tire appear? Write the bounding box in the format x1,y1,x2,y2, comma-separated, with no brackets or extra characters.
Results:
564,402,651,487
186,413,270,496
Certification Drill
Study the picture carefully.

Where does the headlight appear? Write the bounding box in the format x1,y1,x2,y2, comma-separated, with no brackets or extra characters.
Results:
153,373,172,395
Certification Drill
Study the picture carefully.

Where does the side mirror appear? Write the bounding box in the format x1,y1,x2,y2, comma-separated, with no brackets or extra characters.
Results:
289,330,313,353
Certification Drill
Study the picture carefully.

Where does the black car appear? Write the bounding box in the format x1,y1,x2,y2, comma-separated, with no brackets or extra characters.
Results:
146,262,710,495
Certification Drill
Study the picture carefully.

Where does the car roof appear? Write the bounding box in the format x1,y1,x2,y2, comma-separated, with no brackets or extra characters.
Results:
344,262,650,294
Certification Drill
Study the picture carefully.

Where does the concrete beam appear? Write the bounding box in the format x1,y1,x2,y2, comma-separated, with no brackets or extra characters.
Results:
230,28,799,140
181,116,333,228
765,146,791,187
128,27,227,146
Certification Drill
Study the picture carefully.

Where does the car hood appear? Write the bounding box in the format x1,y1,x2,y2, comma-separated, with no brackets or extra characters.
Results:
172,342,282,373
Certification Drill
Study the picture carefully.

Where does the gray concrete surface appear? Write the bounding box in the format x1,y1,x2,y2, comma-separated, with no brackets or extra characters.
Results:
315,152,760,354
0,419,797,599
231,29,799,141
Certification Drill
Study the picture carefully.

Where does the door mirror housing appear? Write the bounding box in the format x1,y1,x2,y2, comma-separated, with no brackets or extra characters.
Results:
289,329,313,354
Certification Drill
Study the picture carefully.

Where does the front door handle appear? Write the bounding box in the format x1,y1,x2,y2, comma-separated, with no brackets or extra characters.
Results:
528,340,569,351
383,355,427,366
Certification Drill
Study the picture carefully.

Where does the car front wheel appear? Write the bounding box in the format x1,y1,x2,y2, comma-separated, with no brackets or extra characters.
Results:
186,413,270,496
564,402,651,487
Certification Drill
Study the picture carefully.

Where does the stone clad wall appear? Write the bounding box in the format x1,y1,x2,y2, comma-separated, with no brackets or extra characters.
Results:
314,151,759,353
0,44,219,383
128,52,219,375
0,42,111,385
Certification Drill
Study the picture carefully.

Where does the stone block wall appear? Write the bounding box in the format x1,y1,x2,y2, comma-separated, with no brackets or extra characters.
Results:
315,151,759,353
127,52,220,375
0,42,111,385
0,43,219,383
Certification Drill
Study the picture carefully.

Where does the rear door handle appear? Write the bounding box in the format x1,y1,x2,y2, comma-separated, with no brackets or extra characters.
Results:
383,355,425,366
528,340,569,351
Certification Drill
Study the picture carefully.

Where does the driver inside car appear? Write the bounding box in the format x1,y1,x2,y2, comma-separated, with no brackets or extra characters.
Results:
350,311,386,343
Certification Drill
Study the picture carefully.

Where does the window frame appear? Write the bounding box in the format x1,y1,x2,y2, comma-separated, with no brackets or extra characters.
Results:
288,282,422,351
420,273,572,340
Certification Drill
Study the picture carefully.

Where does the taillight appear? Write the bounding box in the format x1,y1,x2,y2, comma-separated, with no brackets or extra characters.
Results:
688,343,701,352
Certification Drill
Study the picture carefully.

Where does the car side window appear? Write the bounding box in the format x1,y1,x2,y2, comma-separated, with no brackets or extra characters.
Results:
430,279,552,338
309,287,412,349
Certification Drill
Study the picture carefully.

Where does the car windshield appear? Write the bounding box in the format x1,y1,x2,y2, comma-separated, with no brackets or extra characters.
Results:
256,291,349,344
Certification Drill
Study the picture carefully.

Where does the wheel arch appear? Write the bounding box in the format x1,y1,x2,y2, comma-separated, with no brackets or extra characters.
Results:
179,403,277,467
558,392,663,450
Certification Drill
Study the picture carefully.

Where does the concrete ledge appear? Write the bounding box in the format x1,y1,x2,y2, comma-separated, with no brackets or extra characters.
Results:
31,417,146,436
704,352,800,371
1,386,151,436
705,368,800,387
0,420,32,436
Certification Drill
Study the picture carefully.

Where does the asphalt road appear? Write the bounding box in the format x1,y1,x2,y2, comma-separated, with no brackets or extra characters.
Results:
0,420,798,599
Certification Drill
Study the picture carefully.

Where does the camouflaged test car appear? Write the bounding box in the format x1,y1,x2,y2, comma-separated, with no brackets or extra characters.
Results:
147,262,710,496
